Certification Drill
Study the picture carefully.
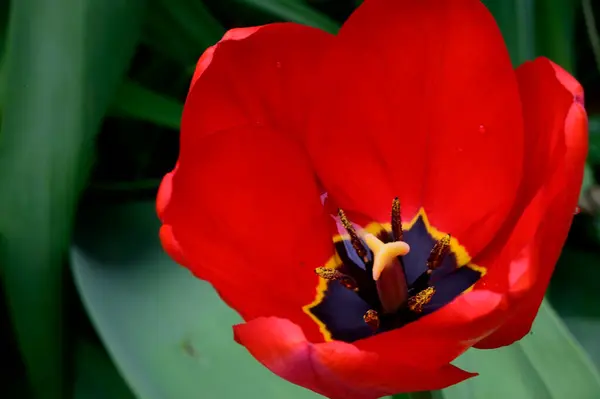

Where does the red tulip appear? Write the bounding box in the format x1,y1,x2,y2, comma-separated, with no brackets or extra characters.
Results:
156,0,588,397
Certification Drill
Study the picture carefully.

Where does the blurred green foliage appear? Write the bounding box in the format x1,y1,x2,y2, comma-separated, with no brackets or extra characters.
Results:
0,0,600,398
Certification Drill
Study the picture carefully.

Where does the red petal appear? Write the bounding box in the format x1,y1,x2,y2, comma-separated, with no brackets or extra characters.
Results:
475,60,588,348
354,289,505,367
234,317,475,398
157,164,177,222
473,59,572,276
159,24,335,342
306,0,523,258
184,23,333,144
164,125,334,342
158,224,187,266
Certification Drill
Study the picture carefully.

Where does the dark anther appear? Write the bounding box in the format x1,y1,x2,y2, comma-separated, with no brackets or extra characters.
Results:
363,309,380,330
339,275,359,291
338,209,369,263
426,234,451,273
391,197,403,242
315,267,358,291
408,286,436,313
408,272,430,294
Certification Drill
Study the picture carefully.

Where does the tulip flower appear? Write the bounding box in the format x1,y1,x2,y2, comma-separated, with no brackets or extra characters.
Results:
157,0,588,397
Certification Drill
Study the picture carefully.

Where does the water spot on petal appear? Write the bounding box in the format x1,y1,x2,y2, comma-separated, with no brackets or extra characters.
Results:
478,124,486,134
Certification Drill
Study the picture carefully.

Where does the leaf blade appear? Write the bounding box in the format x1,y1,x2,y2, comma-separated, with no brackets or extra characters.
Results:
236,0,340,33
442,300,600,399
0,0,145,397
71,201,321,399
110,80,183,130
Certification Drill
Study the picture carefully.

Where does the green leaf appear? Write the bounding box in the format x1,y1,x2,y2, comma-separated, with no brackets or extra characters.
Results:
73,339,136,399
441,300,600,399
581,163,595,202
483,0,536,66
550,247,600,369
0,0,10,108
588,116,600,166
535,0,576,72
71,201,321,399
0,0,145,397
110,80,183,130
236,0,340,34
143,0,224,65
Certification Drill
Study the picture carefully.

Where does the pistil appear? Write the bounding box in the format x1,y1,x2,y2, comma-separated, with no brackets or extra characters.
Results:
364,233,410,313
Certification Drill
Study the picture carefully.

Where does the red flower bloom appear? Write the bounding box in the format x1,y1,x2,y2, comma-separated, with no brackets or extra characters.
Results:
157,0,588,397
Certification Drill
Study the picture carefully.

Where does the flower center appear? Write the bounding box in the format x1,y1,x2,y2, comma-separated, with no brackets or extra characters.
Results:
305,197,486,342
363,232,410,314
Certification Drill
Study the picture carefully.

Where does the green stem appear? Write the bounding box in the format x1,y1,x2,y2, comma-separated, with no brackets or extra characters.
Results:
408,391,435,399
393,391,436,399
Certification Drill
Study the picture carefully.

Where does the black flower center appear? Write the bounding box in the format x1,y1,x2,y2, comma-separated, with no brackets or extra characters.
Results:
304,198,486,343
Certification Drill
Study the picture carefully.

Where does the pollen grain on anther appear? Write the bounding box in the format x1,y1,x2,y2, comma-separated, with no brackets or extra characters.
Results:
363,309,380,331
427,234,451,272
338,209,369,263
391,197,404,242
314,266,337,279
408,286,436,313
315,267,358,291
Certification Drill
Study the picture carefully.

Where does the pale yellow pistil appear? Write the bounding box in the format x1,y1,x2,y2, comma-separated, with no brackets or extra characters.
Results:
363,233,410,313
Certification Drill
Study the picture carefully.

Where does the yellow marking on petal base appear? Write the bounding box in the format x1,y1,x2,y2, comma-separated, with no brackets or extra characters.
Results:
461,263,488,294
363,233,410,281
403,209,486,277
405,210,469,265
302,253,342,342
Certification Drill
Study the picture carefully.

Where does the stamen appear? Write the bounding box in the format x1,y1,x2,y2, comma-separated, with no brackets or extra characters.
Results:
363,309,380,331
364,233,410,313
427,234,451,273
315,267,358,291
391,197,403,242
338,209,369,263
408,286,436,313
